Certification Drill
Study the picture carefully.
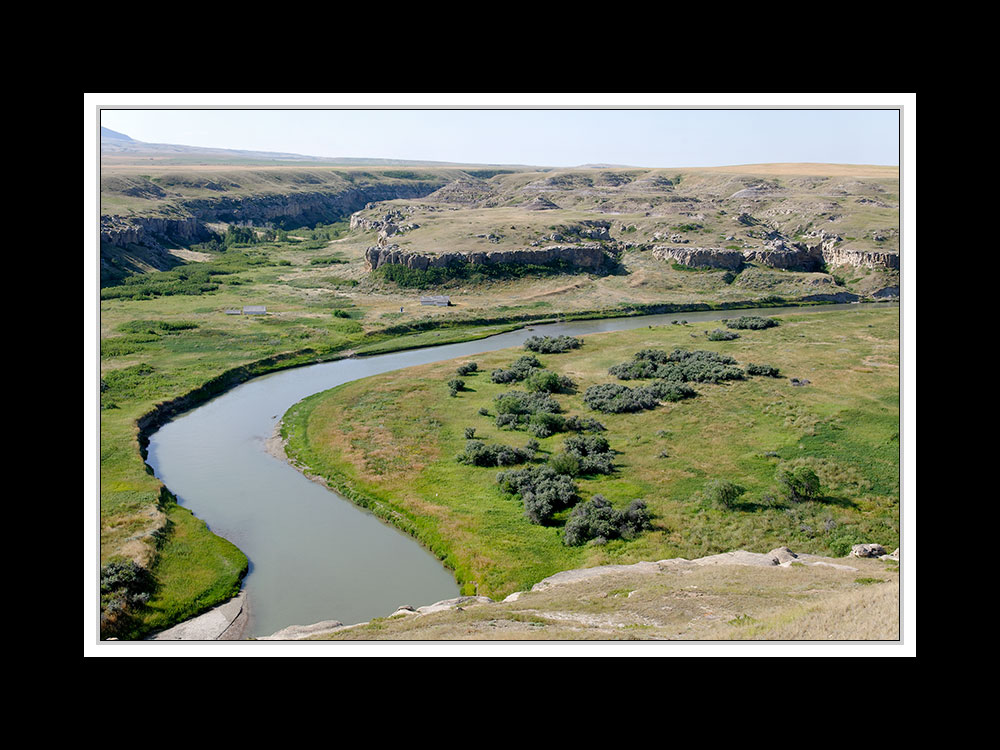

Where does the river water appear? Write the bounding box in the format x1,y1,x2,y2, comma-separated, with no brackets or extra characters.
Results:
145,303,891,636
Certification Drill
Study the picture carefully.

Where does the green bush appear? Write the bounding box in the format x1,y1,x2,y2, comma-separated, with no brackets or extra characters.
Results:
746,363,781,377
524,335,583,353
491,355,543,384
563,496,652,546
496,466,578,524
776,465,822,503
609,348,744,384
725,316,780,330
703,479,746,510
457,440,535,467
562,435,615,475
707,329,739,341
548,451,581,477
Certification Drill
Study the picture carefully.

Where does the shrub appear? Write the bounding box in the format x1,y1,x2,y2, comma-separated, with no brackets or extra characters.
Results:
457,440,535,467
725,316,779,330
490,355,543,384
707,328,740,341
776,465,822,503
100,559,156,638
563,434,615,475
609,349,744,384
494,391,561,417
447,378,465,397
456,362,479,376
646,380,698,402
563,496,652,546
526,412,565,438
524,369,575,394
524,335,582,353
583,383,661,413
548,451,581,477
703,479,746,510
496,466,578,524
746,363,781,377
464,427,476,439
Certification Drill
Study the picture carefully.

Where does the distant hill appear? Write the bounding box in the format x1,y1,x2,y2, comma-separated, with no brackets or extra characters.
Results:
99,128,532,168
101,127,133,142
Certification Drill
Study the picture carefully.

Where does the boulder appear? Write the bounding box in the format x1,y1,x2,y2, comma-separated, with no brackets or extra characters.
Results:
849,543,887,558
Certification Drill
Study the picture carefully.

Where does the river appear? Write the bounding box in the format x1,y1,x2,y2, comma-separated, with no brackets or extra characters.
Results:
145,302,892,636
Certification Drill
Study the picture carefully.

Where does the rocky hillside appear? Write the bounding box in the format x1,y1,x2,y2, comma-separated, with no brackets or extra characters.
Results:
260,544,899,641
100,162,900,294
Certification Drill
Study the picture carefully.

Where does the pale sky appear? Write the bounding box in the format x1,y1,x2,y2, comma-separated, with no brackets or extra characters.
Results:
98,99,901,168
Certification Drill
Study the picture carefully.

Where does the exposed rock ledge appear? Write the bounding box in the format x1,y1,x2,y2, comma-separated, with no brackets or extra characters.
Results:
147,591,249,641
656,241,899,273
259,545,882,640
652,246,745,270
365,243,613,272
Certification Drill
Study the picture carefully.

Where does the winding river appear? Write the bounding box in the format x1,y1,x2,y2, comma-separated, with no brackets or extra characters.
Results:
145,302,891,636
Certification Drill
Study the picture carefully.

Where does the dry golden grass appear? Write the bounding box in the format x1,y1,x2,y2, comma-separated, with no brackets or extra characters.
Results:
312,554,900,641
694,163,899,178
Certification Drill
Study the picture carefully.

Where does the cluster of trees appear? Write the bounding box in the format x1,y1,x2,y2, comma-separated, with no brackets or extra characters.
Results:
564,496,652,547
583,380,697,414
609,348,746,385
725,315,780,330
524,335,583,353
490,355,574,393
491,355,543,384
457,439,538,467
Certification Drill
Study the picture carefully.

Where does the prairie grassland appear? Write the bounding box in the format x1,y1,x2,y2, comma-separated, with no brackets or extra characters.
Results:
281,307,900,602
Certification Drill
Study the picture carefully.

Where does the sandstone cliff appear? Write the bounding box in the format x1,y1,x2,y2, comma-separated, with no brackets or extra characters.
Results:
365,243,614,273
652,246,745,270
101,182,445,252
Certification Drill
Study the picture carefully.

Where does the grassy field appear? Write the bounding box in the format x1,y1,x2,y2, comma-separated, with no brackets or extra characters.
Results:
280,307,899,602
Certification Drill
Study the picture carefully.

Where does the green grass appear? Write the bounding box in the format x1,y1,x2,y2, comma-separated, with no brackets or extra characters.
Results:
280,307,900,601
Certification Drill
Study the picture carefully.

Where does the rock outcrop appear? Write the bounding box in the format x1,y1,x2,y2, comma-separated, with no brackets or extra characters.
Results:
365,243,614,273
102,182,445,252
743,242,826,271
652,246,745,271
822,245,900,270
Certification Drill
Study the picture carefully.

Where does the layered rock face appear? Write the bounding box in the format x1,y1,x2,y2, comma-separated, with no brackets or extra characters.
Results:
100,215,213,250
652,246,745,270
821,245,900,270
658,240,899,273
366,243,612,272
101,183,444,251
743,243,826,271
